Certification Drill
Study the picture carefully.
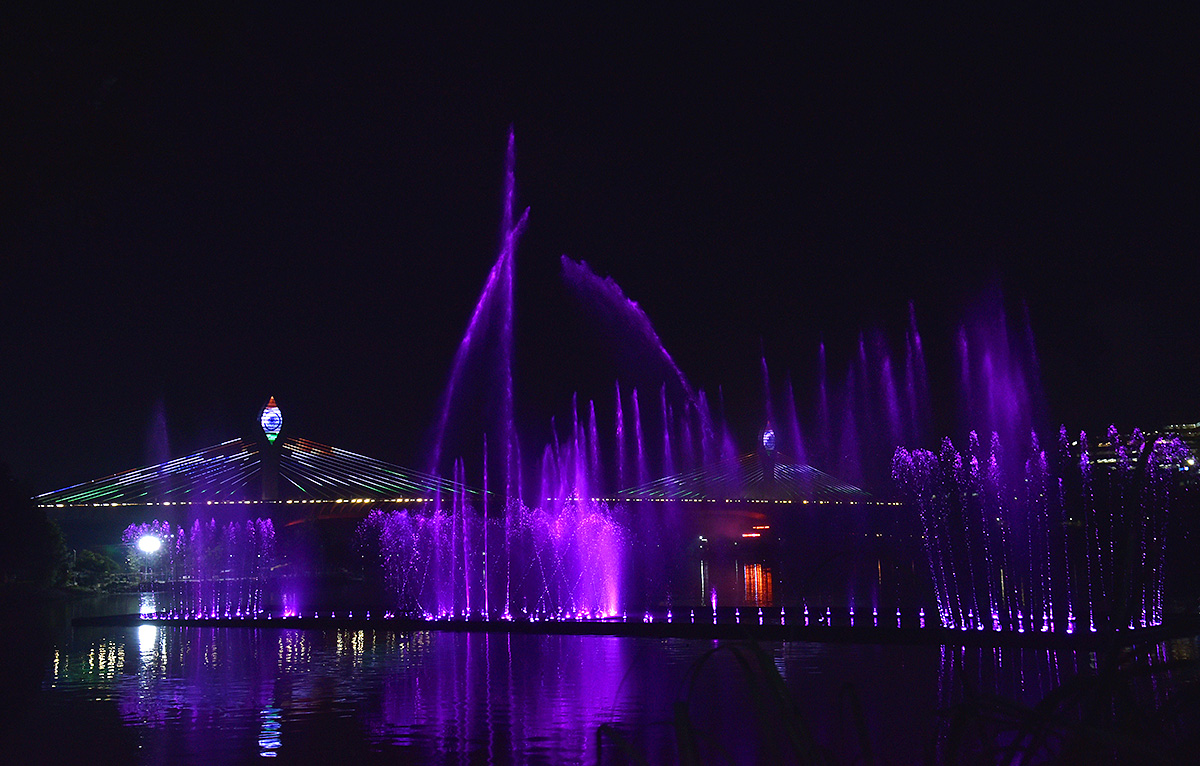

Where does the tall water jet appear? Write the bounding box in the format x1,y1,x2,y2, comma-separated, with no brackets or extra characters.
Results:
632,388,646,487
660,383,674,479
560,258,710,452
587,400,601,495
955,293,1042,466
836,366,863,489
374,131,641,619
499,133,522,502
760,352,774,430
429,128,529,492
879,345,904,450
904,303,928,450
145,399,171,468
817,341,831,471
717,386,738,464
783,374,807,466
615,383,626,491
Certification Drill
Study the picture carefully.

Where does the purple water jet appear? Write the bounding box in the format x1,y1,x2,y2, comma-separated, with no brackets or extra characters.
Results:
428,128,529,489
123,518,278,618
561,257,699,410
894,429,1187,632
615,383,626,490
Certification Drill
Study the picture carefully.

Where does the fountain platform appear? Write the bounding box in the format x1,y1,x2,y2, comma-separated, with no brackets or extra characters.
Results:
72,610,1200,650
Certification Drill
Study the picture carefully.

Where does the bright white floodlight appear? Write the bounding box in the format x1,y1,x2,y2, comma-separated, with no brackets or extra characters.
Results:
137,534,162,554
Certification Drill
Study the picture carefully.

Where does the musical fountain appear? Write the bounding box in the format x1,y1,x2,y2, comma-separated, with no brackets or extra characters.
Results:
92,130,1193,650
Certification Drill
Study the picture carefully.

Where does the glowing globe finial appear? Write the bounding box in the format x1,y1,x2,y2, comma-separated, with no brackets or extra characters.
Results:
762,426,776,452
260,396,282,443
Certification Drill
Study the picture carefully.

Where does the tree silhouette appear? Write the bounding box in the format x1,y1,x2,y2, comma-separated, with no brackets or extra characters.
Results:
0,462,68,587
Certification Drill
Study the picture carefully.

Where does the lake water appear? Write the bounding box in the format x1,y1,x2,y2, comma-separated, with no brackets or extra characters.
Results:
2,594,1196,764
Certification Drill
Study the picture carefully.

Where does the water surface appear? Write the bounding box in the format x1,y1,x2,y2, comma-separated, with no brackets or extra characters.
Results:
3,595,1194,764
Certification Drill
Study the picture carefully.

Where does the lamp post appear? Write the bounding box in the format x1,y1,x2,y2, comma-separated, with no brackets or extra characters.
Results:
135,534,162,590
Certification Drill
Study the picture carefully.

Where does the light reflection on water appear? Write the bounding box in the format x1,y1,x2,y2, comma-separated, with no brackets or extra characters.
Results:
34,623,944,763
40,626,665,763
138,592,156,616
21,597,1200,764
743,562,773,605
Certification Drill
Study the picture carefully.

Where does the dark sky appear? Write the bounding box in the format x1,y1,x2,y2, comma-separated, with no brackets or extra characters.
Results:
3,7,1197,493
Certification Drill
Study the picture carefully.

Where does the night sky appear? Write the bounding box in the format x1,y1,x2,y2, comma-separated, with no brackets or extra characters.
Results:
3,7,1197,494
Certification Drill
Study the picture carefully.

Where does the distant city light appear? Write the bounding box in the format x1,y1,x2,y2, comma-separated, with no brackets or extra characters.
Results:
137,534,162,554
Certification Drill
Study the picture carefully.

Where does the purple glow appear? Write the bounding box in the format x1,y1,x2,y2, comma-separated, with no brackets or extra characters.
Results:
358,499,625,619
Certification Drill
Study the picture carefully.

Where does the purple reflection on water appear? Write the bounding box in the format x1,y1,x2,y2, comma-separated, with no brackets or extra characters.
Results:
42,622,942,763
37,615,1194,765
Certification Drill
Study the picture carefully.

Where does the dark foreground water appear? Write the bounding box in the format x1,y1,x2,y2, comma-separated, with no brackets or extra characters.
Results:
3,594,1198,765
